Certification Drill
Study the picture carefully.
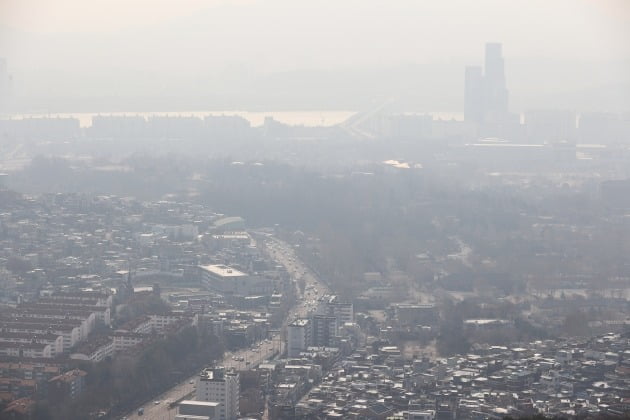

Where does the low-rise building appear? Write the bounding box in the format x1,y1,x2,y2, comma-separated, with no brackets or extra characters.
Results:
70,336,114,362
176,400,219,420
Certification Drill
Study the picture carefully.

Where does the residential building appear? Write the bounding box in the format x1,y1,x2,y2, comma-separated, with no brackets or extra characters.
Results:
196,367,240,420
287,319,311,357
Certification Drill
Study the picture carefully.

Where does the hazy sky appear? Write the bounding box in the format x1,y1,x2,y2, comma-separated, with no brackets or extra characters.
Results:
1,0,629,111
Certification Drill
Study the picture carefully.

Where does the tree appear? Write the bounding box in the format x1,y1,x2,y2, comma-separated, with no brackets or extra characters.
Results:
6,256,32,274
563,311,588,337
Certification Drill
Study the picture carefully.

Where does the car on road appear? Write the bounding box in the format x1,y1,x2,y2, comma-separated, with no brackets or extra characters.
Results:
189,380,194,384
154,400,161,405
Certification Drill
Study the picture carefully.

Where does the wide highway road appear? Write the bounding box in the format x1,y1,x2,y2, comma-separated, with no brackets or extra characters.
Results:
263,236,330,323
121,235,328,420
122,336,281,420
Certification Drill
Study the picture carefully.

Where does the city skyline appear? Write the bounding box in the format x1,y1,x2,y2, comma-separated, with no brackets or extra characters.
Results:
1,0,629,113
0,3,629,418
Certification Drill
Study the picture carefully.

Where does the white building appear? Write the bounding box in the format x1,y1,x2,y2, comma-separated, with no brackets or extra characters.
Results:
287,318,311,357
0,332,64,357
0,319,82,352
149,314,183,332
70,336,115,363
0,342,53,358
111,331,145,351
198,264,273,296
198,265,247,294
196,367,239,420
316,295,353,324
176,400,219,420
409,410,436,420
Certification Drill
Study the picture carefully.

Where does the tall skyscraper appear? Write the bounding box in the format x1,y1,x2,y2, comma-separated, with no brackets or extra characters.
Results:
464,43,510,125
0,58,9,108
464,66,484,124
484,43,505,88
483,42,509,122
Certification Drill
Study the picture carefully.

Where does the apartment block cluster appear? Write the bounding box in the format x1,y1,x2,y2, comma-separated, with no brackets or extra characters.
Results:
0,191,291,310
287,295,354,357
194,309,272,350
0,289,114,413
2,108,628,149
70,309,190,363
0,191,300,415
0,286,192,412
262,347,344,419
0,290,112,358
0,193,209,301
287,333,629,419
0,114,252,141
244,295,361,417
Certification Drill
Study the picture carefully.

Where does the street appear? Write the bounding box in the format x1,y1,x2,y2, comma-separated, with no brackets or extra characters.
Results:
122,236,328,420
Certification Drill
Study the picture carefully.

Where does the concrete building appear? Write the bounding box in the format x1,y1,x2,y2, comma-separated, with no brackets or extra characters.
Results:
464,43,510,127
69,336,114,363
176,400,219,420
391,303,438,326
524,110,577,144
48,369,86,401
149,314,183,332
111,331,145,352
409,410,436,420
0,320,82,352
311,315,337,348
0,332,64,357
464,66,484,124
196,367,239,420
0,342,53,359
315,295,354,324
198,265,248,295
287,319,311,357
484,42,509,123
198,264,273,296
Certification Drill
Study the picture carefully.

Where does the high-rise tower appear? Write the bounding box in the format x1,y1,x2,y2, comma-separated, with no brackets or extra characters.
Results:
464,43,510,125
484,43,505,88
464,66,484,123
483,42,509,122
0,58,9,109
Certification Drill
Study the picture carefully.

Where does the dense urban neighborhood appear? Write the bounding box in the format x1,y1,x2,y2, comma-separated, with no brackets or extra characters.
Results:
0,188,627,419
1,6,630,416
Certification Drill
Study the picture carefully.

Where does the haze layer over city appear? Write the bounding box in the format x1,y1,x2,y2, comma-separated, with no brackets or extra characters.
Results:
0,1,629,420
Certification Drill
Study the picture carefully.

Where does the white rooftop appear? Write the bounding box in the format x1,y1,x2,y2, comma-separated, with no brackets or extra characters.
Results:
198,264,246,277
179,400,220,407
